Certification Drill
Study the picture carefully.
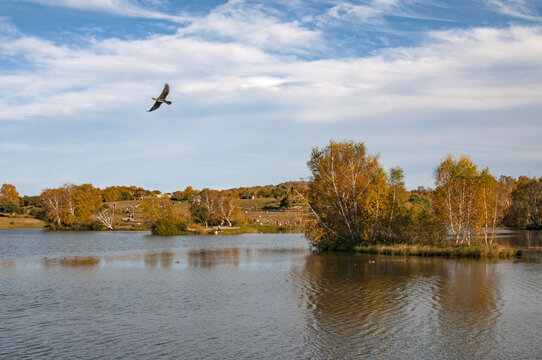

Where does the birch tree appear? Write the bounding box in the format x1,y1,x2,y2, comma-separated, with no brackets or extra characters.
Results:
216,192,240,226
94,204,116,230
433,155,479,244
386,167,407,239
40,183,102,228
477,170,510,245
433,155,508,245
305,140,389,249
41,188,66,227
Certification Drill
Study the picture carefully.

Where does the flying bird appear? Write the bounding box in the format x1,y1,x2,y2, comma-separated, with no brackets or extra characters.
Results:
147,83,171,112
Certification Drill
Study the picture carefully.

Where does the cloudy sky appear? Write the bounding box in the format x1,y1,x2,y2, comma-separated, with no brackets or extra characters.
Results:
1,0,541,195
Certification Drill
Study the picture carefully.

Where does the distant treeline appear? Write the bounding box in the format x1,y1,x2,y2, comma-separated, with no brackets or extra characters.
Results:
0,182,307,233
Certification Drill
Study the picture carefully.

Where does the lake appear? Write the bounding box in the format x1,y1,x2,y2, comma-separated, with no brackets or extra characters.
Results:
1,229,541,359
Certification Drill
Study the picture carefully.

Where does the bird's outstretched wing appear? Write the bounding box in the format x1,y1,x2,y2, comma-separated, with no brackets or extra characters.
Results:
158,83,169,100
147,101,162,112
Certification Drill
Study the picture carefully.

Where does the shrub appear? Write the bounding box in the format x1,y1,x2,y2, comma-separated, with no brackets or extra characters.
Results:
151,216,188,236
191,206,210,224
0,203,24,215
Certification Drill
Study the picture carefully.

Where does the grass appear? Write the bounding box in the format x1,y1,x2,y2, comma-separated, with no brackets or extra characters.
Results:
353,243,519,259
235,224,293,234
186,223,296,235
0,216,46,229
239,198,281,210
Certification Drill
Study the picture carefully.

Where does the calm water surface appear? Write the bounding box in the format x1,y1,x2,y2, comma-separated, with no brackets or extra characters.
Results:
1,229,541,359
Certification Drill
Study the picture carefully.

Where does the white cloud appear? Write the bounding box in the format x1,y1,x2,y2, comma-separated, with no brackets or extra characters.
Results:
486,0,542,21
2,5,542,193
178,1,323,54
1,24,542,123
15,0,190,22
326,3,383,23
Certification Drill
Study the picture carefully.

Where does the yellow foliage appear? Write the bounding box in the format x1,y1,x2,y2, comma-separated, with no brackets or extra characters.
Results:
0,183,19,204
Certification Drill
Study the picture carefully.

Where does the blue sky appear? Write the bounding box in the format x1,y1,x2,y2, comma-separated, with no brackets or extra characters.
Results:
1,0,541,195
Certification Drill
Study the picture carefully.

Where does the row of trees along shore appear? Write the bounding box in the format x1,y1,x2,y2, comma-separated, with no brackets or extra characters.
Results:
1,140,541,253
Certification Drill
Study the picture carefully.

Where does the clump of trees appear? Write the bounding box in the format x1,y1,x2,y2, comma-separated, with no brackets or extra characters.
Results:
37,183,244,233
1,184,26,215
433,155,509,245
301,141,442,250
142,197,188,235
101,186,134,202
40,183,102,229
503,176,542,229
1,183,19,204
190,189,241,227
301,141,527,251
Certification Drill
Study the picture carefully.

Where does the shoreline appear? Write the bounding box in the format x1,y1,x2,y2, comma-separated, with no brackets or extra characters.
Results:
353,243,519,259
0,222,531,260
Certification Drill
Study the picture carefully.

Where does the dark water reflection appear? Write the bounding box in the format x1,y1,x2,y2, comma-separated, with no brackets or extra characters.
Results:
1,230,541,359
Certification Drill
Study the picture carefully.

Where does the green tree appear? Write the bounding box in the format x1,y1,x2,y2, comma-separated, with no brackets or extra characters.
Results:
20,195,41,207
391,193,443,244
270,187,287,199
191,206,210,224
120,191,133,201
0,203,25,215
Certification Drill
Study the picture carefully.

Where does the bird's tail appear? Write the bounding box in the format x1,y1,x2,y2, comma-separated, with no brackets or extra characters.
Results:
165,100,172,105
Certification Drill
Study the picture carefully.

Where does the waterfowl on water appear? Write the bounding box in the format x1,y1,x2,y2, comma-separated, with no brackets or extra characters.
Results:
148,83,171,112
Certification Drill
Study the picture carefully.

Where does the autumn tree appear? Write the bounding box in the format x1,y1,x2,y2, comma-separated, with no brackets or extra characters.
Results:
102,186,122,202
172,186,198,202
433,155,509,245
477,170,510,244
198,188,217,225
40,187,68,227
191,189,241,226
40,183,102,228
69,184,102,224
303,140,389,249
504,177,542,229
433,155,479,244
94,203,116,230
216,192,241,226
0,183,19,205
141,197,188,235
385,167,408,239
390,193,443,244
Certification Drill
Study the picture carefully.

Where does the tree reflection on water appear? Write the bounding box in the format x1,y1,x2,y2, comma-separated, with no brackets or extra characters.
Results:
297,253,503,358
